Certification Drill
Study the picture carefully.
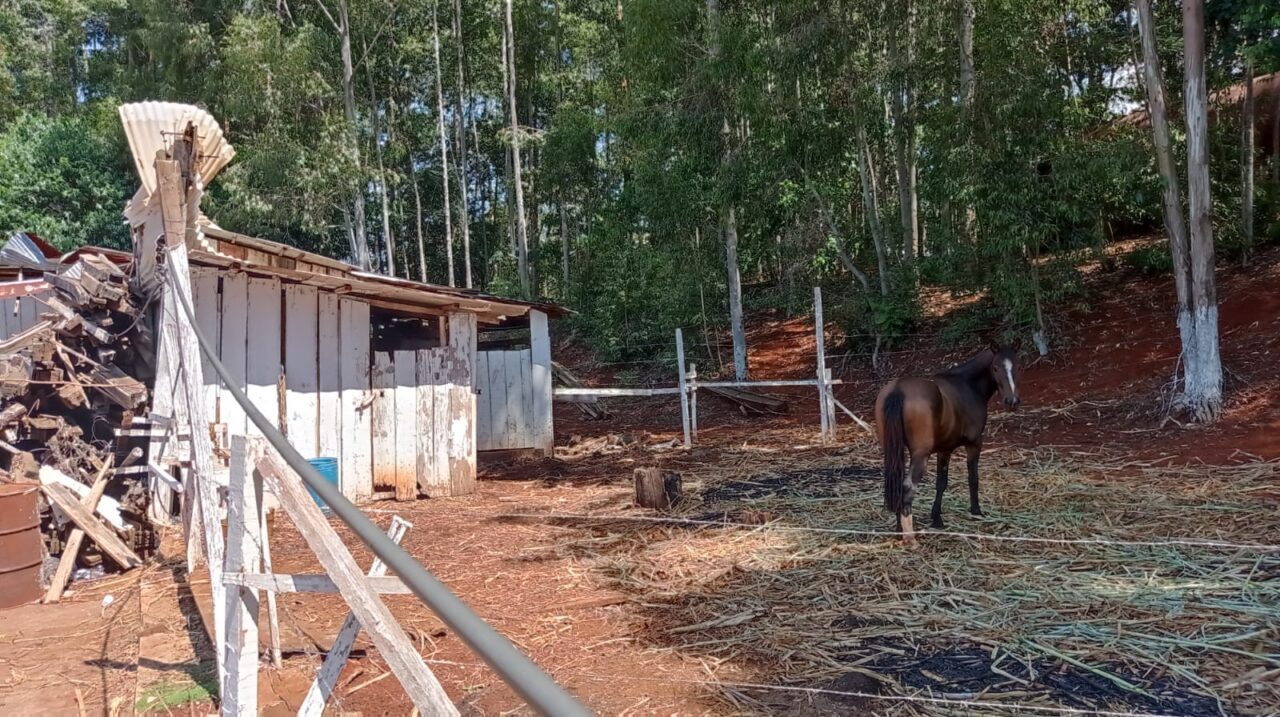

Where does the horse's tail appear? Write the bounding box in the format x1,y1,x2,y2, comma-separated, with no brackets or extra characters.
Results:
882,389,907,513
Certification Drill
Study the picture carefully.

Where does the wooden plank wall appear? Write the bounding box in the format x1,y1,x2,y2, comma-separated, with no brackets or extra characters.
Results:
475,349,534,451
337,299,373,501
284,284,319,457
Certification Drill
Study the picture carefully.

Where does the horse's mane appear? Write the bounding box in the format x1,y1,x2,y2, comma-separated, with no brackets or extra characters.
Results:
937,349,994,379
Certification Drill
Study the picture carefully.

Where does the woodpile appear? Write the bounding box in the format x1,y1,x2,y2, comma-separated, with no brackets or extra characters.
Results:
0,253,159,598
704,385,788,415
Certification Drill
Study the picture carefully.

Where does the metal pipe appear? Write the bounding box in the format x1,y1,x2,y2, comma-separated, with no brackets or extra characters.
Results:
170,275,590,717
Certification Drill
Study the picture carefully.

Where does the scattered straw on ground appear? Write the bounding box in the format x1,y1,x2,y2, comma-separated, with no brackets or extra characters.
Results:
508,440,1280,716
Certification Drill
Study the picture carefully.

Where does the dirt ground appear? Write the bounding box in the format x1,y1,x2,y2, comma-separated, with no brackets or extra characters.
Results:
2,244,1278,716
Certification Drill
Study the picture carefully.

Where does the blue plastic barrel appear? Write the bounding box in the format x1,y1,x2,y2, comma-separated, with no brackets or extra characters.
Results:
305,457,340,510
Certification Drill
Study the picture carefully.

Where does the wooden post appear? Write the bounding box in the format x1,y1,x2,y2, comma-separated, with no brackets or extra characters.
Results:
298,516,413,716
155,150,227,678
256,453,458,716
634,468,682,511
675,329,691,448
814,287,829,443
223,436,260,717
825,368,837,443
254,458,282,668
446,312,478,493
688,363,698,441
528,309,554,456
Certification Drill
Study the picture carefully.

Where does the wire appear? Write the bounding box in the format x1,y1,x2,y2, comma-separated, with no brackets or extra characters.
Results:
498,512,1280,553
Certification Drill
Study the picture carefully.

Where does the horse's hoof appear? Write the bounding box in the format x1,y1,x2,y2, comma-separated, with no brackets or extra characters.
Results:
930,519,945,529
969,509,985,518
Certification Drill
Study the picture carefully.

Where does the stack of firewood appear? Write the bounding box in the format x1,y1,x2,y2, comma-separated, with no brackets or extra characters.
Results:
0,253,159,596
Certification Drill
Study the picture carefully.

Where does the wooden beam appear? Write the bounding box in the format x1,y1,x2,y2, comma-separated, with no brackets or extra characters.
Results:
255,454,458,715
676,329,691,448
41,482,141,569
527,310,553,455
298,516,412,716
223,572,412,595
43,458,114,603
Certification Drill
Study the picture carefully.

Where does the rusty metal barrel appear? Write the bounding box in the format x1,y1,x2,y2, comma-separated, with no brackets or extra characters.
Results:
0,484,43,609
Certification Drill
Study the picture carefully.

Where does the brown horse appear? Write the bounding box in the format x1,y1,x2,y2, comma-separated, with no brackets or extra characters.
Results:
875,346,1021,540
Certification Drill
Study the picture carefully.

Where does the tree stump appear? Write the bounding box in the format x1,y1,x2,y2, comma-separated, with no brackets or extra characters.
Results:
634,468,682,511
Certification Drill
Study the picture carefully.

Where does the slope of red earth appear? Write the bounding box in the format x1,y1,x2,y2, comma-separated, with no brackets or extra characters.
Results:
559,242,1280,465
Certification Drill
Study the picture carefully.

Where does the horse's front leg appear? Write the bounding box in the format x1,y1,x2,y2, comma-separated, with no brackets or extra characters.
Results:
931,451,951,529
966,443,984,517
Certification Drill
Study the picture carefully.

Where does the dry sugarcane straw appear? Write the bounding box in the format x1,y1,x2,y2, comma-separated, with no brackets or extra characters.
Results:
503,437,1280,716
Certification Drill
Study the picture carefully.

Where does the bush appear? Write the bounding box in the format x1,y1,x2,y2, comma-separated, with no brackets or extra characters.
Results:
1122,245,1173,276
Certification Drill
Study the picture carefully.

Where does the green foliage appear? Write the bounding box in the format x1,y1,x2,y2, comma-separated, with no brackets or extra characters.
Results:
1124,244,1174,277
0,110,131,250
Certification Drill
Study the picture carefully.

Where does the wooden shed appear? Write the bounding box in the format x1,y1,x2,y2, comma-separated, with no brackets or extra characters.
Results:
168,225,565,504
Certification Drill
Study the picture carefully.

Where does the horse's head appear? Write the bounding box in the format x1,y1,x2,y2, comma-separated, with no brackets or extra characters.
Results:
988,345,1021,408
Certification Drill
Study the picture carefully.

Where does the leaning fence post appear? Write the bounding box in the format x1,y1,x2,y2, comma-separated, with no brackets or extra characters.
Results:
675,329,691,448
814,288,830,443
824,368,837,442
223,435,260,716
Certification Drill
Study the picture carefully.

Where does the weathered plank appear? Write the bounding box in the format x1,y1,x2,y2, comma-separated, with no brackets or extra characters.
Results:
284,284,320,458
528,311,554,455
44,458,114,603
191,269,221,436
431,354,451,492
504,351,524,450
487,351,508,450
223,573,412,595
415,351,438,495
298,516,412,717
393,350,418,501
222,436,260,716
219,272,249,439
370,351,396,492
42,481,141,569
245,276,282,437
475,352,491,450
255,454,458,715
316,293,341,461
338,299,372,502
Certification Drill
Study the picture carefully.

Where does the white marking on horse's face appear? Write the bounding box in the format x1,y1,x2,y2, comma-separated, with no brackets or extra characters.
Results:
1003,358,1017,398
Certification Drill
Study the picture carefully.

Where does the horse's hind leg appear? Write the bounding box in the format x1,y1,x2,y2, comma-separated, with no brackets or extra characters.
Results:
966,444,984,517
931,451,951,529
901,451,928,542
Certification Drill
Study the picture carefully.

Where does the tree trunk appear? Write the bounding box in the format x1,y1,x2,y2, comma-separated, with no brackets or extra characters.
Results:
958,0,975,109
855,121,891,297
1241,58,1255,260
412,168,428,282
1135,0,1195,381
560,199,570,290
336,0,370,269
634,468,682,511
451,0,474,288
432,0,456,286
724,207,748,380
366,60,395,277
958,0,976,241
503,0,531,297
1180,0,1222,422
889,0,917,270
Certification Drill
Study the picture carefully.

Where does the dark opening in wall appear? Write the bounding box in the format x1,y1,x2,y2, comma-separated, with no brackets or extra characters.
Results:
371,309,443,352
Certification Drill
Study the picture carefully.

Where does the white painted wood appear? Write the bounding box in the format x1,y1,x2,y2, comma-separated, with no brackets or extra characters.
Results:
416,350,439,495
224,572,412,595
219,273,250,439
528,311,553,455
284,284,320,458
0,298,11,339
256,455,459,716
519,350,534,449
371,351,396,494
245,277,282,437
393,350,418,501
192,270,221,437
298,516,412,717
222,436,260,717
251,443,282,669
317,293,342,461
19,292,38,330
338,299,372,502
486,351,508,450
475,352,491,449
814,287,829,443
676,328,691,448
431,353,451,488
507,351,526,449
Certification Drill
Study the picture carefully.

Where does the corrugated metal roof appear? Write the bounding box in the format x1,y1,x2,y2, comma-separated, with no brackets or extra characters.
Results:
0,232,60,271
